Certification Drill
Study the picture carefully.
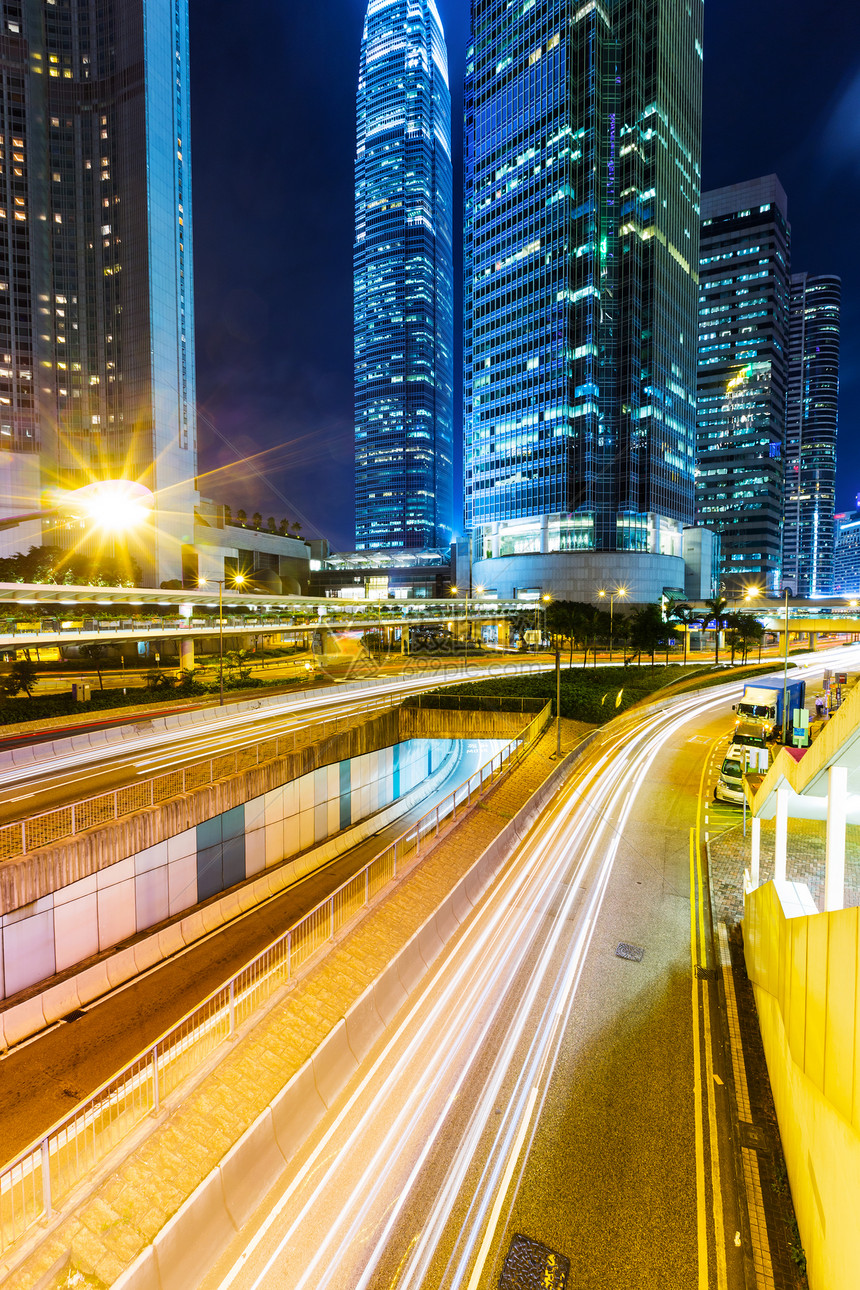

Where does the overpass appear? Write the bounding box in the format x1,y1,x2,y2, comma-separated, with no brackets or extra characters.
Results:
0,581,536,658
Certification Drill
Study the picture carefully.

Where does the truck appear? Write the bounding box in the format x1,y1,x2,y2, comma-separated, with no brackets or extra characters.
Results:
732,675,806,741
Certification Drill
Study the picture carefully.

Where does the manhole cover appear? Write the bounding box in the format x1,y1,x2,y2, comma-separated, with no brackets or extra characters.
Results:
499,1234,569,1289
615,942,645,962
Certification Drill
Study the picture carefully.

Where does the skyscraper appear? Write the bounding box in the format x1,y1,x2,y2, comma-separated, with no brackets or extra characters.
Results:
464,0,710,604
782,273,840,597
354,0,454,552
695,177,791,596
0,0,196,582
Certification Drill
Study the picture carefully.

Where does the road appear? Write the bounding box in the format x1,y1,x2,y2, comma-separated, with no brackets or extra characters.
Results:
0,659,552,823
198,646,859,1290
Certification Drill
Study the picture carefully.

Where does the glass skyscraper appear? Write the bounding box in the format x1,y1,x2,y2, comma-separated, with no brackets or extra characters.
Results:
354,0,454,551
0,0,197,583
696,177,791,595
782,273,840,597
463,0,704,591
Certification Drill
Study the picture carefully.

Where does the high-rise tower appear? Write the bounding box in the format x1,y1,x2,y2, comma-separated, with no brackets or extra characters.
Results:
354,0,454,552
464,0,709,603
695,177,791,596
782,273,840,597
0,0,197,583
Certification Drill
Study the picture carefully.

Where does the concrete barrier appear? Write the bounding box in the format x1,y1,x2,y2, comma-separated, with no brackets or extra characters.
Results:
271,1060,327,1163
151,1166,234,1290
1,995,45,1048
313,1019,358,1109
344,989,384,1065
372,960,409,1026
220,1108,286,1230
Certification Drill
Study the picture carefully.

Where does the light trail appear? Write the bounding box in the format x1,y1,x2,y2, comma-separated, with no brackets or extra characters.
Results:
210,681,747,1290
0,661,554,795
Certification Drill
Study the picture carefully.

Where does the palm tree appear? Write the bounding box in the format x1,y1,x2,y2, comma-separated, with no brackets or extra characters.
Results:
704,595,729,665
666,602,699,669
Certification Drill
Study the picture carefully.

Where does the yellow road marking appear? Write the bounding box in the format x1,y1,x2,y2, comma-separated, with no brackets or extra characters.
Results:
694,733,729,1290
690,827,708,1290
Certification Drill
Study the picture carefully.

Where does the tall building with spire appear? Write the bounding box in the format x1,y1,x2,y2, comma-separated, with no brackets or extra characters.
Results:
463,0,713,603
353,0,454,552
0,0,197,583
782,273,841,597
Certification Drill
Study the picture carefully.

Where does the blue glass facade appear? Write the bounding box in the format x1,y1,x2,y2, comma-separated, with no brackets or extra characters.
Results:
0,0,197,582
354,0,454,551
463,0,703,562
695,178,791,595
782,274,841,597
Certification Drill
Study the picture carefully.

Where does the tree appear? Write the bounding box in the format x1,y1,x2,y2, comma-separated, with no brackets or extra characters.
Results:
267,516,277,533
291,521,303,536
80,640,109,690
665,602,700,668
703,595,729,666
545,599,579,665
3,658,39,697
278,518,290,537
237,509,247,526
734,613,765,664
251,511,263,531
628,604,665,669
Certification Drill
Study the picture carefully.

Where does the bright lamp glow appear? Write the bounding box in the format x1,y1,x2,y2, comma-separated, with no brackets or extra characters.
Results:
67,480,153,534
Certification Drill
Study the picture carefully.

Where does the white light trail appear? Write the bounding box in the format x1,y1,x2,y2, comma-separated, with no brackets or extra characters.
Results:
214,682,749,1290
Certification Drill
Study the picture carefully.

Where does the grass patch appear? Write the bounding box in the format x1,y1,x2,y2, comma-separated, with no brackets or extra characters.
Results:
433,664,693,725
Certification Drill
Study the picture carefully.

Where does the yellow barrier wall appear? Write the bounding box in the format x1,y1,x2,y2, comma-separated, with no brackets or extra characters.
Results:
744,881,860,1288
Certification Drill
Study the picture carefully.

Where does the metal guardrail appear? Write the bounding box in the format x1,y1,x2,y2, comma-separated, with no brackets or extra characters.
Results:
0,700,550,1256
0,694,399,862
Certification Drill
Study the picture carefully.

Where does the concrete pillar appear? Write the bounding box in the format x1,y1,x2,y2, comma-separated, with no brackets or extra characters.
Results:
179,638,195,672
751,816,761,887
539,515,549,554
774,787,789,883
809,631,816,651
825,765,847,912
497,620,511,647
401,626,409,655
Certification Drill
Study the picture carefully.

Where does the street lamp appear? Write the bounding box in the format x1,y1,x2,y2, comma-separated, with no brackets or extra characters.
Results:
781,587,790,744
743,585,762,663
199,572,246,705
450,583,485,670
598,586,628,663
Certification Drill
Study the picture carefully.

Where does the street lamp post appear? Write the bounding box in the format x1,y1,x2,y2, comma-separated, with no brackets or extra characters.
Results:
598,586,628,664
782,587,790,744
199,572,246,705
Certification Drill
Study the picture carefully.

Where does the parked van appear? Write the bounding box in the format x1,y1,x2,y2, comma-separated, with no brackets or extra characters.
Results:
714,755,744,805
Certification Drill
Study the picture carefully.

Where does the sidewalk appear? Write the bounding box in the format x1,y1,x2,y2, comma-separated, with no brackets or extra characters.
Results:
2,720,590,1290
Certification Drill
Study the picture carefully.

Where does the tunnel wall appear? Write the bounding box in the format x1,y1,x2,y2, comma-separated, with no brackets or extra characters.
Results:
0,735,452,1002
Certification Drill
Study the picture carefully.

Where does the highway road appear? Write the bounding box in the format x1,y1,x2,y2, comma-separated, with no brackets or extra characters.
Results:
198,645,860,1290
0,659,553,824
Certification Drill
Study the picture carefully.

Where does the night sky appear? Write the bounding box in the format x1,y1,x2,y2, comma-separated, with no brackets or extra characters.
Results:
189,0,860,552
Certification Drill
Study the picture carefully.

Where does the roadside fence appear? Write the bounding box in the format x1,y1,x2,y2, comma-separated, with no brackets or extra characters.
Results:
0,700,550,1257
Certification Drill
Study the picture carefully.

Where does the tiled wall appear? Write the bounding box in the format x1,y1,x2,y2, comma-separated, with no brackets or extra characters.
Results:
0,739,450,1001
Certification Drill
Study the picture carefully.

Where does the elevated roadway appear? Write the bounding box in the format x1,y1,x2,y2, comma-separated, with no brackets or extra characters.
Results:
0,661,553,825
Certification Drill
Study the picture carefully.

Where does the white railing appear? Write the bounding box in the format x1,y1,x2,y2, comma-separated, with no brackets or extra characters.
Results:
0,701,550,1256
